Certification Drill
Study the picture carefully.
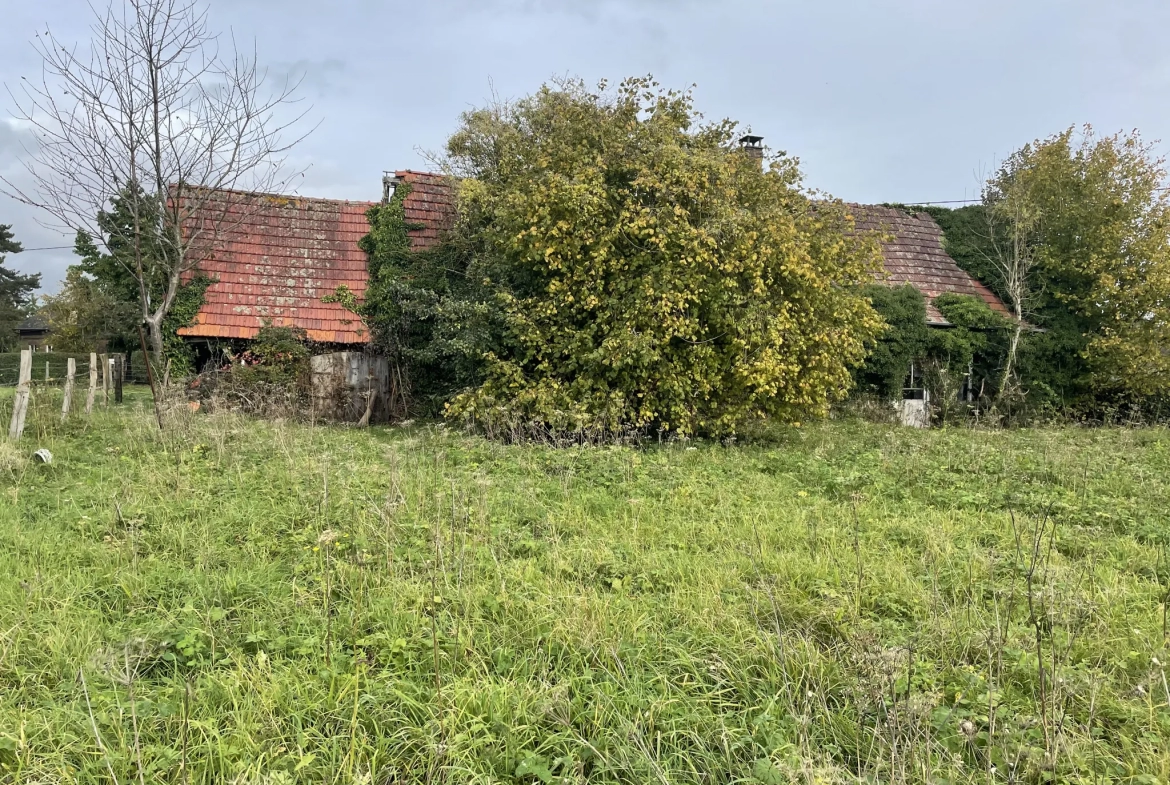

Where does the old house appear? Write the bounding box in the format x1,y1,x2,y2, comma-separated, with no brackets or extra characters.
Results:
850,205,1012,424
178,171,453,344
177,171,454,420
14,314,52,351
850,205,1009,326
176,163,1006,426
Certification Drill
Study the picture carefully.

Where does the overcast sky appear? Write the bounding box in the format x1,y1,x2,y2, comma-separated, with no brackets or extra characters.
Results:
4,0,1170,293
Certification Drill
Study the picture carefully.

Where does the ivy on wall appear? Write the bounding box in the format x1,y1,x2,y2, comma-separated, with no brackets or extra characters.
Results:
855,283,1009,404
328,183,491,415
161,275,214,375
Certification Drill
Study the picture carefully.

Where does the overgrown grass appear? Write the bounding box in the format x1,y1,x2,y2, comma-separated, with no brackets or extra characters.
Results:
0,396,1168,783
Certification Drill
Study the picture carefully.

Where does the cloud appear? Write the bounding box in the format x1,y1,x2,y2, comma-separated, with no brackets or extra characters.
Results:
0,189,73,296
0,118,37,165
8,0,1170,295
269,58,347,99
469,0,691,13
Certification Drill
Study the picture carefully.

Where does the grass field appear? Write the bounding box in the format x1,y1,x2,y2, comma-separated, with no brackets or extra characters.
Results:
0,393,1168,783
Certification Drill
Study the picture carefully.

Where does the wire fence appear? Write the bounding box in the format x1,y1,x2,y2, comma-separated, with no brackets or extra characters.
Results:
2,347,162,442
0,351,152,387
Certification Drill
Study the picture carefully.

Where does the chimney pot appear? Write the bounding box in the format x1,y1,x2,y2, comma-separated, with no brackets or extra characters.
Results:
738,134,765,169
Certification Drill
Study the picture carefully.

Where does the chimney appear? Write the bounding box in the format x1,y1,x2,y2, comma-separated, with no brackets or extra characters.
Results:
738,134,765,169
382,171,403,202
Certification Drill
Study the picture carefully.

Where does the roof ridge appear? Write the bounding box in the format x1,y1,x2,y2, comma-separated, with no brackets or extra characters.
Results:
173,183,379,208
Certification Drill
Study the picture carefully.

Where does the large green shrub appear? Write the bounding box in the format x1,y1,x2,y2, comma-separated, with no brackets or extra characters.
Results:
433,77,884,436
990,127,1170,400
910,127,1170,415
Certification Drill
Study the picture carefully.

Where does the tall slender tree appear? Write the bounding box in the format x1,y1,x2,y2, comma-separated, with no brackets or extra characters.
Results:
989,126,1170,400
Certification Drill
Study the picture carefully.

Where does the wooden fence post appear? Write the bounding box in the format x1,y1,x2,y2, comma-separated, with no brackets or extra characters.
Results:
100,353,109,407
7,349,32,441
45,361,50,382
61,358,76,423
114,355,124,404
86,353,98,415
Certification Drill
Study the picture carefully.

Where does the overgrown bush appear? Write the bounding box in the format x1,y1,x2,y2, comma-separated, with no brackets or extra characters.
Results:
990,127,1170,400
922,203,1093,413
428,76,884,437
852,286,1011,423
912,127,1170,419
852,285,930,399
347,184,494,417
161,275,214,376
190,326,312,418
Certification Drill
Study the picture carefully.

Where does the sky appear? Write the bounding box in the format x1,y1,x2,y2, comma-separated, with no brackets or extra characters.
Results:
3,0,1170,293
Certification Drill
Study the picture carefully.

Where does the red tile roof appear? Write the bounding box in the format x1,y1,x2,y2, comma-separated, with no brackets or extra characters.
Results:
176,179,1001,344
397,170,457,249
177,192,377,344
850,205,1010,326
178,172,456,345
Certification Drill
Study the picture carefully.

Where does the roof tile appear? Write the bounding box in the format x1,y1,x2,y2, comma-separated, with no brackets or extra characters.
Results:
177,182,1001,341
850,204,1011,326
179,178,456,343
177,190,379,343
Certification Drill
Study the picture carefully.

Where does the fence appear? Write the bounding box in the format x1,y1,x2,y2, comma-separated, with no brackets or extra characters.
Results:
0,351,153,386
3,349,141,441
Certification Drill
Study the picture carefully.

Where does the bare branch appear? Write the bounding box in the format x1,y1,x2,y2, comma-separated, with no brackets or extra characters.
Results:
2,0,313,362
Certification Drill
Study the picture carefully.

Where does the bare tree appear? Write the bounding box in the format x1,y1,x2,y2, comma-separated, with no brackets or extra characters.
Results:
3,0,310,368
982,171,1038,402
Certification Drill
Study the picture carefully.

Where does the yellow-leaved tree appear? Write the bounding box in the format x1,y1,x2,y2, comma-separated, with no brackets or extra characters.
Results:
441,77,885,436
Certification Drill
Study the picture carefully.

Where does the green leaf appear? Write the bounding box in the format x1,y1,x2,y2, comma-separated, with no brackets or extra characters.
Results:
751,758,786,785
515,754,554,783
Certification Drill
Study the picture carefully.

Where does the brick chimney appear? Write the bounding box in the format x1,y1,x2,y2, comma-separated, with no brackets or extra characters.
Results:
738,134,764,169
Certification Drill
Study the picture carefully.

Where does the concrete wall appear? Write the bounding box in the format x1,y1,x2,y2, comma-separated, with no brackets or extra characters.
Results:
310,351,392,424
894,393,931,428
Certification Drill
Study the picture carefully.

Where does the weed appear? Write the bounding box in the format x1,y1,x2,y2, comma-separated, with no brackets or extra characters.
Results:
0,396,1167,782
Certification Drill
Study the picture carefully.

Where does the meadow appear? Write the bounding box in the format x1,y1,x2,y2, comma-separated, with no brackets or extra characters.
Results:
0,392,1168,783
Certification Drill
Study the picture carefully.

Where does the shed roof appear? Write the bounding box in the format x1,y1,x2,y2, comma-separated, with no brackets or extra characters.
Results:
178,171,455,344
16,314,50,334
396,170,457,250
849,205,1011,326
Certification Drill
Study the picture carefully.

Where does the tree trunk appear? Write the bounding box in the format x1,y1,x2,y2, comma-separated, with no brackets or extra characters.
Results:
147,317,165,368
998,318,1025,401
139,320,165,431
